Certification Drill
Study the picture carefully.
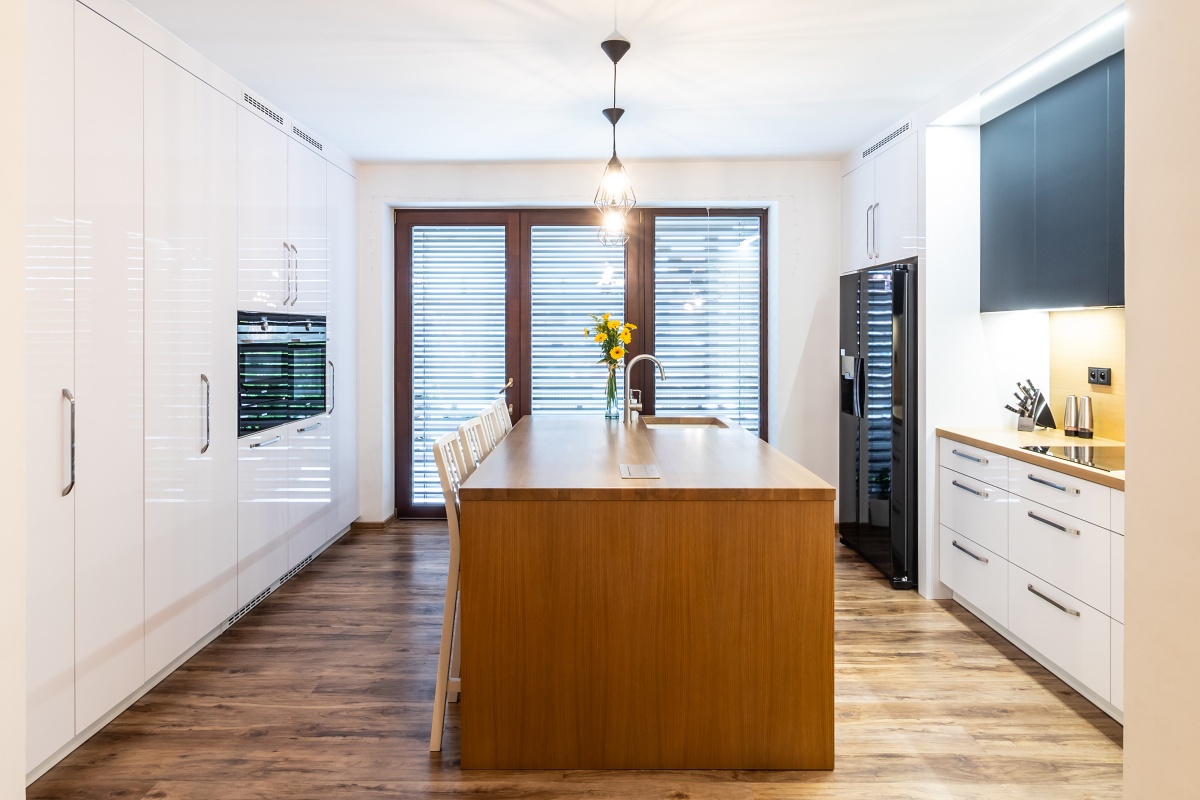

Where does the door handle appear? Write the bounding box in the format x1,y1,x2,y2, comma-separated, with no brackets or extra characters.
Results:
282,242,292,306
871,202,880,259
1027,510,1079,536
498,377,513,396
1027,473,1080,495
297,421,322,433
200,374,211,454
289,243,300,306
250,435,282,449
952,540,988,564
951,448,987,465
865,204,872,261
327,359,335,415
951,480,988,499
62,388,75,497
1027,583,1081,617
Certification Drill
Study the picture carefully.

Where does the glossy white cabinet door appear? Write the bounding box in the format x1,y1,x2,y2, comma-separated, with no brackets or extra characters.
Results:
1008,460,1111,529
288,139,328,316
1111,532,1124,624
938,438,1009,489
237,108,289,312
938,467,1009,558
1008,495,1111,616
1110,619,1124,712
840,160,873,274
73,7,146,733
238,429,291,606
288,415,332,568
873,134,920,265
24,0,76,771
144,50,239,678
1111,489,1125,535
940,526,1008,627
327,164,358,538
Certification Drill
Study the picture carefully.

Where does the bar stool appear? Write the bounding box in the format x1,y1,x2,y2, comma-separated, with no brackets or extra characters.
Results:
430,430,467,752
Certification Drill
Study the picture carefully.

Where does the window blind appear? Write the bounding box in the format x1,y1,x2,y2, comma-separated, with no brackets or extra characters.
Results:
411,225,507,505
530,225,625,414
652,216,761,434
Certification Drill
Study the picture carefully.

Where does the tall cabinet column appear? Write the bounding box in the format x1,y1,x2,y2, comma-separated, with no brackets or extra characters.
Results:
73,6,146,733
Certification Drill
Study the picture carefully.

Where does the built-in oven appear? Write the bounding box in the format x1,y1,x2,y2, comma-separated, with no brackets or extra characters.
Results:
237,311,327,437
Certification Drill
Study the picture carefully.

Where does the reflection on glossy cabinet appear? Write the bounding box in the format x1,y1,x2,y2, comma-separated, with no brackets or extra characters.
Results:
25,0,76,772
288,140,328,316
841,160,874,274
288,415,333,569
73,5,146,734
238,108,289,312
143,49,239,679
873,134,920,265
238,430,291,606
327,163,359,537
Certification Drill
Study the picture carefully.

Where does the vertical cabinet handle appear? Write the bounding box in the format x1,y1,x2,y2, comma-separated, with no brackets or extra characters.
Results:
871,202,880,258
289,243,300,307
62,388,75,497
327,359,335,415
282,241,293,306
200,374,211,454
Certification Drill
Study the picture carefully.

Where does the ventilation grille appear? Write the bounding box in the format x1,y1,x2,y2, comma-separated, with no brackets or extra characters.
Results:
279,554,315,584
244,92,283,125
228,587,272,626
862,122,910,159
292,126,323,151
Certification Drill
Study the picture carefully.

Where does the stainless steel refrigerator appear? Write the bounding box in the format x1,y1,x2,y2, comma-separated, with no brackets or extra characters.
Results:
838,260,918,589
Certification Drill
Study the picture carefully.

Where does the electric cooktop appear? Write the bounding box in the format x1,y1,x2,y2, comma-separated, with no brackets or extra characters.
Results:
1020,445,1125,473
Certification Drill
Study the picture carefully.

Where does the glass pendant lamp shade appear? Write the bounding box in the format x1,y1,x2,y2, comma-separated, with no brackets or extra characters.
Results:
594,154,636,216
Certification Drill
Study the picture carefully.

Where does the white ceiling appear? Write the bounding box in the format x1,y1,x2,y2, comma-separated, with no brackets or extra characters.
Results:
126,0,1080,164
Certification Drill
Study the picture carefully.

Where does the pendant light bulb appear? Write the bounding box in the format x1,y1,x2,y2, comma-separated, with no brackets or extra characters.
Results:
595,154,636,216
599,209,629,247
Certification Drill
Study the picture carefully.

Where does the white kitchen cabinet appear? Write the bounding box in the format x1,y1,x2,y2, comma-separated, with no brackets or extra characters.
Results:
939,467,1009,557
143,49,239,678
1008,495,1111,616
840,133,919,274
288,415,333,568
24,0,76,772
238,108,290,312
288,139,328,316
873,134,920,265
939,437,1009,489
1111,489,1125,535
1111,532,1124,624
1111,620,1124,712
940,526,1008,627
1008,460,1111,529
73,5,146,733
327,163,359,539
238,429,291,606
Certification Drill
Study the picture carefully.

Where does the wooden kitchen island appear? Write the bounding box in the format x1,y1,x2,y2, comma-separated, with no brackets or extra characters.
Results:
457,415,835,770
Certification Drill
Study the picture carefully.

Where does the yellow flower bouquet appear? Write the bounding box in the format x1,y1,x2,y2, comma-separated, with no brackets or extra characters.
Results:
584,312,637,418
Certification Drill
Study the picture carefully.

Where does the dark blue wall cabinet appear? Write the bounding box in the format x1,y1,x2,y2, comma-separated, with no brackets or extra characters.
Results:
981,52,1125,311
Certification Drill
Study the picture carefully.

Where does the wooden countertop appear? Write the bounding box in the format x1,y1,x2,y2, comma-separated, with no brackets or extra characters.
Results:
459,415,835,501
937,426,1125,491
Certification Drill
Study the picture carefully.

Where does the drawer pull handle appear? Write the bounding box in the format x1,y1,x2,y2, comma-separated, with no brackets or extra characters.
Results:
1027,473,1080,495
297,421,322,433
952,480,988,499
952,448,987,465
1027,510,1080,536
250,436,282,449
952,540,988,563
1027,584,1081,617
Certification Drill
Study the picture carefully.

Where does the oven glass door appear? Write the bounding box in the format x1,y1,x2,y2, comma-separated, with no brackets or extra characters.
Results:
238,334,294,437
289,320,327,422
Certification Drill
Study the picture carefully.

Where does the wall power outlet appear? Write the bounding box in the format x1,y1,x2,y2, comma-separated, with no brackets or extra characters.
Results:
1088,367,1112,386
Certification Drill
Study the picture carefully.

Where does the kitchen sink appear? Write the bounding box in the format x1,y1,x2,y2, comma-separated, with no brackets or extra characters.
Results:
640,416,729,429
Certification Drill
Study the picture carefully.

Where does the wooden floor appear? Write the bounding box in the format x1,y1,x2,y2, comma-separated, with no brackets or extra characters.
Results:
29,521,1123,799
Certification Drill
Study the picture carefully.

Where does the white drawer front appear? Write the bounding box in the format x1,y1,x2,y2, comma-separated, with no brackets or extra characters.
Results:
1111,532,1124,623
1009,496,1111,615
1111,620,1124,712
940,438,1009,489
1111,490,1125,535
941,526,1008,627
1008,461,1111,529
1009,565,1110,701
939,467,1009,557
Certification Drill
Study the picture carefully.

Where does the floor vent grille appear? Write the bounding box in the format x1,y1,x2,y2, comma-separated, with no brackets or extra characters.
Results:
280,554,315,585
292,126,323,151
863,122,910,159
244,92,283,125
228,587,272,626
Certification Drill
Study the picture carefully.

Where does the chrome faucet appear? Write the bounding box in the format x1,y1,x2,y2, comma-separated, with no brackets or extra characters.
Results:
624,354,666,424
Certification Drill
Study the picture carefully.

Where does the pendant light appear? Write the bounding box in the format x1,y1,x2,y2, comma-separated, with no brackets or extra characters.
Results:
595,27,635,247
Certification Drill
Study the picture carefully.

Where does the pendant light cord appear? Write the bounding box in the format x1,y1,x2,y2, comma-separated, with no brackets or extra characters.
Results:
612,62,618,157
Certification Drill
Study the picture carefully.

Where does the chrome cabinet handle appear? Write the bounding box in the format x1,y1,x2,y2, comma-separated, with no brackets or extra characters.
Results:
297,421,321,433
62,388,75,497
289,244,299,306
1027,583,1081,617
1027,510,1079,536
871,202,880,258
282,242,292,306
866,204,872,260
952,448,987,465
200,374,211,454
250,435,281,449
1027,473,1080,495
327,359,335,415
952,480,988,499
952,540,988,564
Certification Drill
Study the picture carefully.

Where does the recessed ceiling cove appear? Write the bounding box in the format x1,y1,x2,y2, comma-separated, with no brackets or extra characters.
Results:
124,0,1081,163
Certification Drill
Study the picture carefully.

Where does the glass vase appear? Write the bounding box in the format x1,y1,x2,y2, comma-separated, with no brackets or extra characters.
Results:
605,365,619,419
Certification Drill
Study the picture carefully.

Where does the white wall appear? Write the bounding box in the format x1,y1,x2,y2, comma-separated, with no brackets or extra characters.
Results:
1124,0,1200,794
1,0,28,794
356,159,842,521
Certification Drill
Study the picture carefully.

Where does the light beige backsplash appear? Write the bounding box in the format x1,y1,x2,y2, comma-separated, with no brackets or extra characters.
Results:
1049,308,1125,441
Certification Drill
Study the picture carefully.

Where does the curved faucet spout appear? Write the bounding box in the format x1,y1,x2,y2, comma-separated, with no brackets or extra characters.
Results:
624,354,666,424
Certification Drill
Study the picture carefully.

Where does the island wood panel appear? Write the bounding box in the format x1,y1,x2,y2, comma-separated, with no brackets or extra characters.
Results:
459,498,835,770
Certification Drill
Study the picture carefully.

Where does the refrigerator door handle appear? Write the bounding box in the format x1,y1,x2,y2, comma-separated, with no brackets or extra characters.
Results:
854,356,866,418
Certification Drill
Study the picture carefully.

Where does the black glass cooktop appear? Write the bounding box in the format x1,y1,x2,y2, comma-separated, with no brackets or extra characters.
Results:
1020,445,1125,473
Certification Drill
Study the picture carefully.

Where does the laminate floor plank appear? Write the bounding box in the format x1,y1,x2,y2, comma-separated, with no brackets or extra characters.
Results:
27,521,1122,799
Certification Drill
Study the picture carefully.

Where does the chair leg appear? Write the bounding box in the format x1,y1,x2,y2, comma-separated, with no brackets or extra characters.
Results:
429,550,460,752
448,589,461,702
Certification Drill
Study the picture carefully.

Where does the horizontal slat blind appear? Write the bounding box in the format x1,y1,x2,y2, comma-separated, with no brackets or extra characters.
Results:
530,226,625,413
411,226,506,505
652,216,761,434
